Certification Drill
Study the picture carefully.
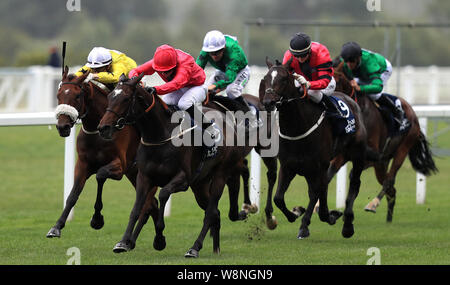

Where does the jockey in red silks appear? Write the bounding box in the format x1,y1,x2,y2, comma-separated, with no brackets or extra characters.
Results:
282,33,340,114
128,44,218,156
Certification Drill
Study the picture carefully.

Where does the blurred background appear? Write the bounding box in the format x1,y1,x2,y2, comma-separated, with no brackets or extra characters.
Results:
0,0,449,112
0,0,449,66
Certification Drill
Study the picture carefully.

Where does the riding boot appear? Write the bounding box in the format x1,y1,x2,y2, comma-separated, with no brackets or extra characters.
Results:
185,105,218,159
233,96,258,130
320,95,342,116
376,94,405,123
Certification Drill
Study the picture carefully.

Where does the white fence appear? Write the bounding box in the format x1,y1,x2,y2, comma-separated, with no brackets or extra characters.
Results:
2,65,450,113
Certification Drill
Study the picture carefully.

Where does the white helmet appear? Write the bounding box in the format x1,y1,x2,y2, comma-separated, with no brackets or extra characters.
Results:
202,30,226,52
86,47,112,68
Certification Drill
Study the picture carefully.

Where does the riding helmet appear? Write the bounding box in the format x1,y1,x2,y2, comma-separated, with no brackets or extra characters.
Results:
340,42,362,62
202,30,226,53
153,44,178,72
289,33,311,57
86,47,112,68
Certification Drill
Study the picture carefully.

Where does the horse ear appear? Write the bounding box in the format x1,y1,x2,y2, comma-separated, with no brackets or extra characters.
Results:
282,57,293,69
119,73,128,82
62,65,69,80
75,69,90,84
129,72,145,85
265,56,273,69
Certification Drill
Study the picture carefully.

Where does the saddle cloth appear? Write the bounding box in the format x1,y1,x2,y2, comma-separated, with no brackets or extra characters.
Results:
327,96,357,136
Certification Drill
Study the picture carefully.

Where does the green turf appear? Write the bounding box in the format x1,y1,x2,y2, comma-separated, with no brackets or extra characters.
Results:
0,124,449,265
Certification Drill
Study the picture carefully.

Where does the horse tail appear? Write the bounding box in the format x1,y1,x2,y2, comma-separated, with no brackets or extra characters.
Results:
408,131,438,176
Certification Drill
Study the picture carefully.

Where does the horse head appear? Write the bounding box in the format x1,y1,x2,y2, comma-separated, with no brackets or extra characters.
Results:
259,56,295,111
55,66,91,137
98,73,145,140
332,57,356,99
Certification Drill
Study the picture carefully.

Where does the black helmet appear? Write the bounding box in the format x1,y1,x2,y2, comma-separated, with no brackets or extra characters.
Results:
289,33,311,57
341,42,362,62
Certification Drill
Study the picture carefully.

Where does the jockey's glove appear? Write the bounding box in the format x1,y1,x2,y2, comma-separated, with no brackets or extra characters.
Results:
293,73,311,89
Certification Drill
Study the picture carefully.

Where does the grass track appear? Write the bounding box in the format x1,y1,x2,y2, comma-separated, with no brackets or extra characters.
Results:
0,125,449,265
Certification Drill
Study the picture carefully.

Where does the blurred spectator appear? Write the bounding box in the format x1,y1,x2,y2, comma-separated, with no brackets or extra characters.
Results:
47,46,61,67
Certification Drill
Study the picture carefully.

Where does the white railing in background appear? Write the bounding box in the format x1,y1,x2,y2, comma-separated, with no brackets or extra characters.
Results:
1,65,450,113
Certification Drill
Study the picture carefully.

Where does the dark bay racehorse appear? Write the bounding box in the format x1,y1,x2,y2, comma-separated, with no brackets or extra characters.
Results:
331,60,438,222
47,67,159,239
98,73,253,257
205,93,279,229
260,58,368,239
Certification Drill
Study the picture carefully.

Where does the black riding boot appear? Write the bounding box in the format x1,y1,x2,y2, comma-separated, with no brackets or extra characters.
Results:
185,105,218,158
320,95,342,116
376,94,405,123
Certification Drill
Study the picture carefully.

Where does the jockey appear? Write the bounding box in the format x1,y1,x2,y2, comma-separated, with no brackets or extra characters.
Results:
128,44,218,157
282,32,340,114
75,47,137,87
340,41,408,125
196,30,256,127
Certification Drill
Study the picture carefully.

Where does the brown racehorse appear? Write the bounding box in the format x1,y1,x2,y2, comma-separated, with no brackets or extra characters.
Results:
47,67,159,242
205,93,279,229
330,60,438,222
261,58,368,239
98,73,253,258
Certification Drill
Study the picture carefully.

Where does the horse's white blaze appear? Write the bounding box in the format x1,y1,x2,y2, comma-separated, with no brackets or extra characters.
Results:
113,89,122,98
271,70,278,85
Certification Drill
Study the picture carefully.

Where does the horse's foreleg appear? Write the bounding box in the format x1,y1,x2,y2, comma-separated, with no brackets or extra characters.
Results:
342,159,364,238
227,171,247,221
273,166,304,223
91,159,124,230
186,175,226,258
129,186,161,250
156,171,189,251
262,156,278,230
113,171,151,253
47,160,90,238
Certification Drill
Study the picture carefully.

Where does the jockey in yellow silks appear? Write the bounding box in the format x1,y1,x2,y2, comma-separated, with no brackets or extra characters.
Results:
75,47,137,85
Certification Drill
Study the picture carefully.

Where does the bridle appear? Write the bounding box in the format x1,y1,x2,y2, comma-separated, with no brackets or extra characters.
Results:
59,81,92,121
105,80,196,146
264,67,325,141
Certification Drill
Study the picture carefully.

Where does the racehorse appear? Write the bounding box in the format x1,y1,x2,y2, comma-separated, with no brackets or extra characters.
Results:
205,93,279,229
260,57,368,239
331,60,438,222
47,67,159,240
97,73,253,257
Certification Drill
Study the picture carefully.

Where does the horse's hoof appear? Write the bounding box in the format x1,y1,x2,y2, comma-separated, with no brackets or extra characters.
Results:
297,228,310,239
242,203,258,214
329,210,343,225
266,216,278,230
248,204,258,214
113,241,132,253
293,206,306,217
342,225,355,238
364,206,377,213
153,235,166,251
46,227,61,238
90,215,104,230
185,248,199,258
